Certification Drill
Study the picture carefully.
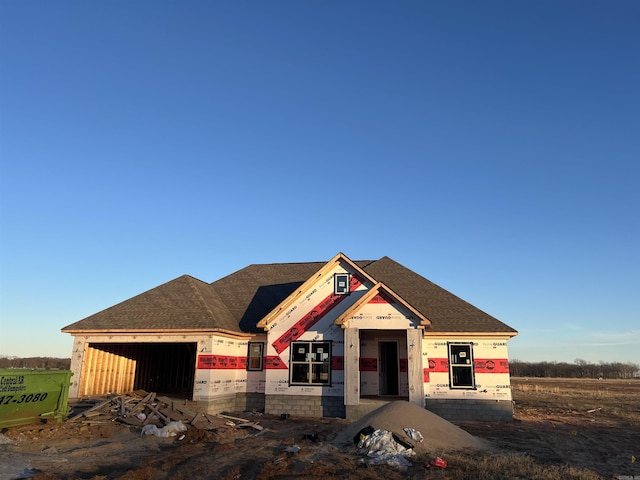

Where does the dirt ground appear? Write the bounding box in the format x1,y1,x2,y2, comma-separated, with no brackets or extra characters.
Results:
1,377,639,480
459,377,640,479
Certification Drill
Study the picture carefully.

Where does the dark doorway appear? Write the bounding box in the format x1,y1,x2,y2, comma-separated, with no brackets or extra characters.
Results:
378,341,399,395
133,343,197,395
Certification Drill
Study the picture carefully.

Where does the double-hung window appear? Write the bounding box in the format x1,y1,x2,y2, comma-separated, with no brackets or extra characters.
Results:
290,341,331,385
448,342,475,388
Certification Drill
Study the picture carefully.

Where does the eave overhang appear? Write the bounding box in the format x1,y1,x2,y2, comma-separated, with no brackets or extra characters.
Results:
61,328,255,339
422,330,518,338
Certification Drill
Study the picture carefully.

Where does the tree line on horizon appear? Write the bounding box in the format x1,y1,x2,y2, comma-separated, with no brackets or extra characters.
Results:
2,356,638,380
0,356,71,370
509,359,639,379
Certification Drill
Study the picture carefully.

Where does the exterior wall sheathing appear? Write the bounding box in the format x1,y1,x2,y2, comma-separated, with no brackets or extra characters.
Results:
67,262,515,422
421,336,514,421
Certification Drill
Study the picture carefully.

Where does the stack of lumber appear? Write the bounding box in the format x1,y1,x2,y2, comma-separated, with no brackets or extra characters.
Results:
67,390,264,432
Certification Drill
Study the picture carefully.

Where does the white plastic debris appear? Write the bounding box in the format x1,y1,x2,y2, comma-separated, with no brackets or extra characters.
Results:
285,444,301,454
141,424,161,436
357,429,415,471
358,429,415,457
403,427,424,443
141,421,187,437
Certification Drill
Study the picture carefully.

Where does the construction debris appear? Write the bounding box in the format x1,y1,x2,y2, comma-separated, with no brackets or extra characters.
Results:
67,390,265,433
141,421,188,437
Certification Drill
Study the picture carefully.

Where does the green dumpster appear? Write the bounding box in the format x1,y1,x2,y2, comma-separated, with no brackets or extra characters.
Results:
0,369,73,428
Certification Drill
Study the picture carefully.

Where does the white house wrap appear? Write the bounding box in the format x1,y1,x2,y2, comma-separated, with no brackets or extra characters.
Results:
62,253,518,421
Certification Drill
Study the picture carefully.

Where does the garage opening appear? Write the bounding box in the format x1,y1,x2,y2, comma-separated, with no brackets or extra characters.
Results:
80,342,197,398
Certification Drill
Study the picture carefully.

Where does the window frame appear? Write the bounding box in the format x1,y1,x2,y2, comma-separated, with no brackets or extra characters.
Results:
289,341,332,386
334,273,350,295
246,342,264,371
448,342,476,389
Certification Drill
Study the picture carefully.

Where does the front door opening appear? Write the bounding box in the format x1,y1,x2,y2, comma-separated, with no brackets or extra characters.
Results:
378,341,399,395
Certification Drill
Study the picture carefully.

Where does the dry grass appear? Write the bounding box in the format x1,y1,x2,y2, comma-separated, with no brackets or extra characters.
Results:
442,452,604,480
213,449,604,480
9,378,640,479
457,377,640,480
512,377,640,424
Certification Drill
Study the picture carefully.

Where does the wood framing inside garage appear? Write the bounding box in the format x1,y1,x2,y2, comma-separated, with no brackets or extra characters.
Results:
78,342,197,398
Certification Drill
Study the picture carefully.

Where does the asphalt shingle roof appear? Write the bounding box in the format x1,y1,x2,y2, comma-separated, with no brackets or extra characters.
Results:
62,257,516,335
62,275,237,332
363,257,516,333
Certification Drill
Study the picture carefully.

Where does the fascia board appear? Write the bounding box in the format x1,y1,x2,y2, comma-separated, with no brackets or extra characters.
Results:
337,252,378,285
257,252,351,330
61,328,257,339
422,331,519,338
335,282,431,328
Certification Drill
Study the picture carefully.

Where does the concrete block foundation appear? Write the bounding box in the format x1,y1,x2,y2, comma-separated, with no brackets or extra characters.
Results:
198,393,266,415
195,394,513,422
234,393,266,413
265,395,346,418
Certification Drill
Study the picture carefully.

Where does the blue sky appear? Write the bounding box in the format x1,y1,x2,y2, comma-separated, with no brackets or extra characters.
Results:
1,1,638,364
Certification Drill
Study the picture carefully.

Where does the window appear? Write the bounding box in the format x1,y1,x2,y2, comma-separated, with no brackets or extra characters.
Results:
247,342,264,371
334,273,350,295
448,342,475,388
290,341,331,385
333,273,351,295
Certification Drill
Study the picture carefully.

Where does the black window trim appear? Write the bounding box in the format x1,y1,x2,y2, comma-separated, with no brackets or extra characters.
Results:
334,273,351,295
289,340,333,386
447,341,476,390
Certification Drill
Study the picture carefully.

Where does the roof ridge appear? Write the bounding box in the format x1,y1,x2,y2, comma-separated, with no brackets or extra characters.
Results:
243,259,376,268
248,260,326,267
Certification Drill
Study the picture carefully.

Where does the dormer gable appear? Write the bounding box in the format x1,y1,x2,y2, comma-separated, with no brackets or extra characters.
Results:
335,281,431,329
256,252,376,331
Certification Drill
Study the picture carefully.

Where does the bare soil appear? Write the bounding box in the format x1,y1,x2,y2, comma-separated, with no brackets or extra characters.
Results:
459,377,640,478
1,377,639,480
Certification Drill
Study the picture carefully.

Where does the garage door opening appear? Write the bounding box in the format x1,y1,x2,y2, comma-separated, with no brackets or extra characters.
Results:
80,342,197,398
